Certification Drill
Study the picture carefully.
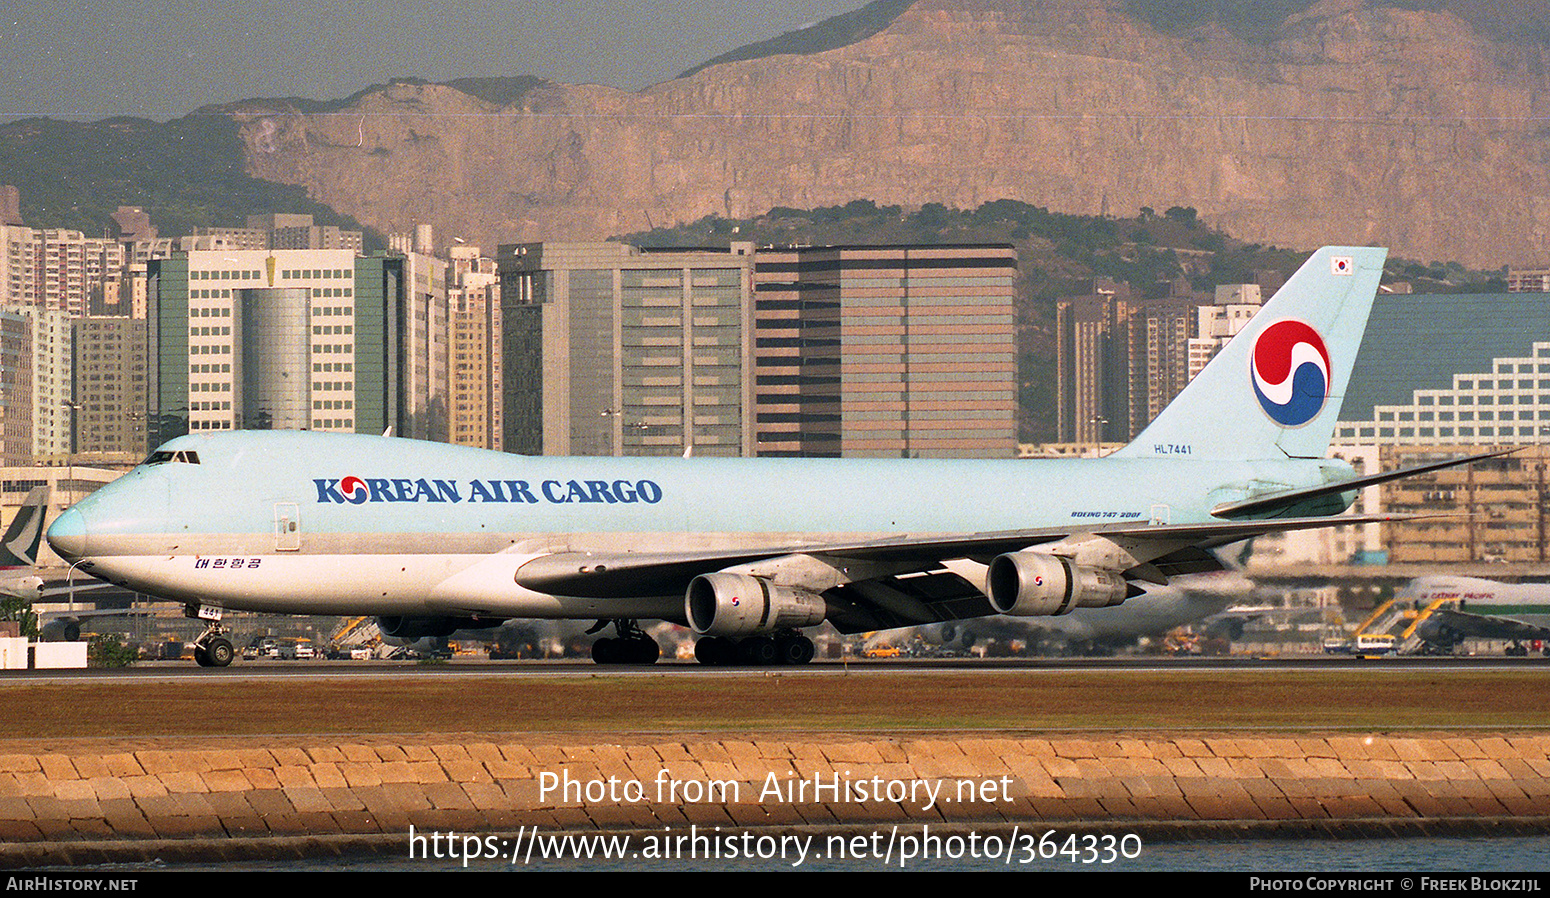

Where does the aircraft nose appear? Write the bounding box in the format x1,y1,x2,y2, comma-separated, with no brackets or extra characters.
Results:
47,507,88,560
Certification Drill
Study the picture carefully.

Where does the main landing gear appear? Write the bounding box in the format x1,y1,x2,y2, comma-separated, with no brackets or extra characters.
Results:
695,631,815,666
185,603,235,668
587,619,660,665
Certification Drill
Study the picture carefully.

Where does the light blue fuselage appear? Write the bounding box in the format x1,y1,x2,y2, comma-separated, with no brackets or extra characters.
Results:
47,430,1348,620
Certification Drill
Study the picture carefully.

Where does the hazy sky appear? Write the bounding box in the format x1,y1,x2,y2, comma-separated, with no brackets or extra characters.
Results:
1,0,866,122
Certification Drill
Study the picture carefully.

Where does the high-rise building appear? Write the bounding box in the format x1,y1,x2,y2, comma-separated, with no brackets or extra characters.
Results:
1125,297,1202,434
189,214,365,254
0,225,38,309
398,252,450,443
34,229,125,317
147,249,443,447
1378,445,1550,563
1186,284,1263,380
499,241,1018,459
108,207,156,243
3,304,71,462
448,247,501,450
1056,287,1133,445
1059,283,1261,444
1334,294,1550,447
0,311,30,466
498,242,755,457
72,316,148,464
752,245,1016,458
0,187,21,228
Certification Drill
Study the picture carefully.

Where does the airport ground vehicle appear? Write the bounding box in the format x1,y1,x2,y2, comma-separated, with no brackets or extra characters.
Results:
1355,633,1396,656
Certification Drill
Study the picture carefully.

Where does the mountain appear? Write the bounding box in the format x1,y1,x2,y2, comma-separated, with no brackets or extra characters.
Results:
3,1,1547,267
215,0,1550,267
0,115,371,241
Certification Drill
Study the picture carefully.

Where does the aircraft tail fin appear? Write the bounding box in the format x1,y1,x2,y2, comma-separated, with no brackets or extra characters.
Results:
0,486,49,568
1112,246,1387,460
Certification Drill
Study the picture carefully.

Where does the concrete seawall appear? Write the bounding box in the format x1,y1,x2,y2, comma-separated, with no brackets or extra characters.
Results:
4,731,1549,866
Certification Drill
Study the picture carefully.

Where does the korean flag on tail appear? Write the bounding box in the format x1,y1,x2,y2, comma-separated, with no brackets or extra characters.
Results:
1331,255,1354,275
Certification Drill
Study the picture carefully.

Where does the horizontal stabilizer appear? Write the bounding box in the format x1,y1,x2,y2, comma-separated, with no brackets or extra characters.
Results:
1209,449,1515,520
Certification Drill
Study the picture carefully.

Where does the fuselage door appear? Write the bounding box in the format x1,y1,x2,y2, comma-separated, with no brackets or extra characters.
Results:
275,502,301,551
1149,504,1171,526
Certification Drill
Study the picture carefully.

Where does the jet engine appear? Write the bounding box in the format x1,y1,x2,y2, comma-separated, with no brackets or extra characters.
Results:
685,572,826,637
985,552,1130,616
39,617,81,642
376,615,496,640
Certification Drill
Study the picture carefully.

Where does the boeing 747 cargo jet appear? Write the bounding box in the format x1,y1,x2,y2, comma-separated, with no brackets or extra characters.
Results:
46,247,1497,667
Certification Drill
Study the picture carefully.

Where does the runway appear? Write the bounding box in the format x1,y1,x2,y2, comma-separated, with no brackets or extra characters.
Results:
5,659,1548,739
7,653,1547,684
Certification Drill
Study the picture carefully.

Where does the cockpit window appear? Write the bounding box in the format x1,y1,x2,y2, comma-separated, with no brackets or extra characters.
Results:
143,450,201,466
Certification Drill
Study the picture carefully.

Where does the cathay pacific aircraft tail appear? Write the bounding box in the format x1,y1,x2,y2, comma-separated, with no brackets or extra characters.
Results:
0,486,48,602
44,246,1501,667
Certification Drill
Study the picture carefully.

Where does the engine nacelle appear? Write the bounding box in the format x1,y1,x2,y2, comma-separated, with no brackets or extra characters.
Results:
985,552,1129,616
685,572,827,637
376,615,497,640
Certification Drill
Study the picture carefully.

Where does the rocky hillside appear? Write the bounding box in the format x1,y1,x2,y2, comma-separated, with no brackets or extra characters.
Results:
223,0,1548,266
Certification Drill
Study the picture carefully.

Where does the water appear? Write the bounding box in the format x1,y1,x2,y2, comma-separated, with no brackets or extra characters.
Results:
73,834,1550,873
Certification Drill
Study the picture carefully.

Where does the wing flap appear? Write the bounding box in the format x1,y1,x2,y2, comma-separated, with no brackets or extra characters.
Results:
824,570,992,634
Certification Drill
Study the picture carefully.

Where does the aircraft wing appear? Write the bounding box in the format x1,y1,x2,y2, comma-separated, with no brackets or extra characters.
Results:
1421,607,1550,644
513,513,1404,631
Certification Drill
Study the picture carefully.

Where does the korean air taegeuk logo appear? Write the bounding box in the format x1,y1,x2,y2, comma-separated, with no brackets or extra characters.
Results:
1250,319,1331,427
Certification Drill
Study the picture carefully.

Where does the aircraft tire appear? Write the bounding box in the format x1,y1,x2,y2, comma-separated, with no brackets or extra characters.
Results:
629,638,659,665
694,637,727,665
740,636,778,666
592,637,618,664
193,646,211,667
207,638,235,668
776,635,814,665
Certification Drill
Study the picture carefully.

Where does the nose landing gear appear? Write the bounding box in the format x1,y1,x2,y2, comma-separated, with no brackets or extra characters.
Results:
185,603,234,668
